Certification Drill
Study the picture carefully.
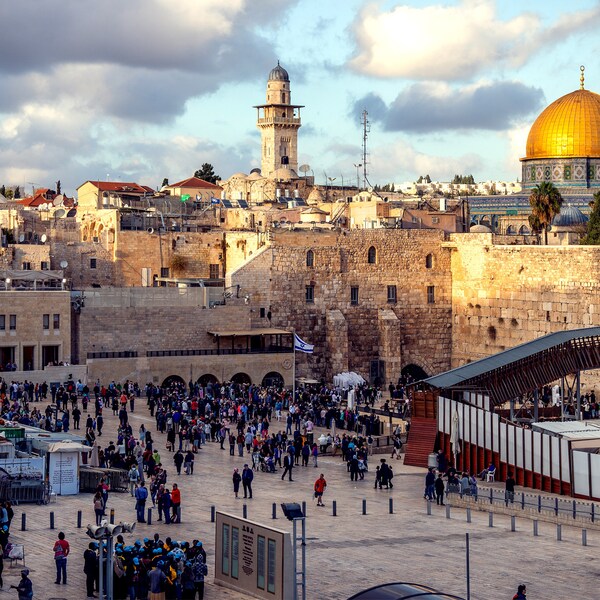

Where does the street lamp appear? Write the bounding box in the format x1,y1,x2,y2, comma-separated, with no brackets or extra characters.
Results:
281,503,306,600
353,164,362,190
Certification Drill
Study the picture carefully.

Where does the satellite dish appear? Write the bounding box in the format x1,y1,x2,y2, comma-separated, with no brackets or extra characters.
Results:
66,208,77,217
18,234,25,243
60,260,69,269
41,234,47,243
54,209,66,218
299,164,310,175
54,195,64,206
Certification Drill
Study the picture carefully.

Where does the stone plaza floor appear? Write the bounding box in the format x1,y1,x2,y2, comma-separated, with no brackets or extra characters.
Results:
4,402,598,600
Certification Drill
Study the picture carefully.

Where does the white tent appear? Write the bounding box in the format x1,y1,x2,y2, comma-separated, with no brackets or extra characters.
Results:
333,372,366,389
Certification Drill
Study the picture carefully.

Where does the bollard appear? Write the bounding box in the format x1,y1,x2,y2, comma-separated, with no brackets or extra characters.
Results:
389,498,394,514
533,520,538,537
557,524,562,541
573,500,577,520
554,498,559,516
362,499,367,515
466,508,471,523
332,500,337,517
272,503,277,520
488,512,494,528
21,513,26,532
511,516,516,532
538,495,542,513
77,510,82,529
110,508,115,525
582,529,588,547
147,508,152,526
521,493,525,510
211,506,215,523
427,501,432,516
302,501,307,518
243,504,248,519
593,503,596,524
50,511,55,529
489,488,493,505
445,505,451,519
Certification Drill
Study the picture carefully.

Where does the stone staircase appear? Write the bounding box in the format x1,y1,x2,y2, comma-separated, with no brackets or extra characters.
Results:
403,417,439,468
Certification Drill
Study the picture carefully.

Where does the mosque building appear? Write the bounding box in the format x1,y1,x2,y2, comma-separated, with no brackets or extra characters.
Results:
470,66,599,237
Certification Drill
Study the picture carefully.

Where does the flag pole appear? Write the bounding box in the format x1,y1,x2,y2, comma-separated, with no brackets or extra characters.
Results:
292,331,296,407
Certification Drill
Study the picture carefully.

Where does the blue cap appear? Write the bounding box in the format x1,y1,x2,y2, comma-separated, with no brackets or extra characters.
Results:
196,541,203,547
135,540,141,546
157,560,164,568
143,537,150,543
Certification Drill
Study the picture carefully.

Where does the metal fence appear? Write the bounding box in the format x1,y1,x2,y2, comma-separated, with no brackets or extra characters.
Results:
447,484,600,522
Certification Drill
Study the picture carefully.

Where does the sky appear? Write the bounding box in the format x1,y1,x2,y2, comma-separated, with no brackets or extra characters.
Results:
1,0,600,197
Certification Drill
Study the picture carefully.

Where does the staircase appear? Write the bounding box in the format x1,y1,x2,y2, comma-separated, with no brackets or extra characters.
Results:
403,417,439,468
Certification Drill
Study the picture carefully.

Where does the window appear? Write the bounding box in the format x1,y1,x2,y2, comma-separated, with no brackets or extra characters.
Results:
41,261,49,270
431,217,439,224
90,258,97,269
267,539,276,593
387,285,397,304
425,253,434,269
305,285,314,303
260,307,266,319
306,249,314,267
9,315,16,331
221,523,230,576
209,264,220,279
53,314,60,330
231,527,239,579
0,316,4,331
257,535,265,589
43,314,50,330
160,267,170,278
351,286,359,305
427,285,435,304
22,262,31,270
367,246,377,264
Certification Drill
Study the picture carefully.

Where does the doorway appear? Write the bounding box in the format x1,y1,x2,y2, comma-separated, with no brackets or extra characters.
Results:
42,345,60,367
23,346,35,371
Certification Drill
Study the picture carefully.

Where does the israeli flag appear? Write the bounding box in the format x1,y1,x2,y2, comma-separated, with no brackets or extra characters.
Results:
210,197,220,204
294,333,314,354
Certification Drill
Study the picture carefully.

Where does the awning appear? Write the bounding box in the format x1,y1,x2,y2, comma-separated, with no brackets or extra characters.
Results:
208,328,291,337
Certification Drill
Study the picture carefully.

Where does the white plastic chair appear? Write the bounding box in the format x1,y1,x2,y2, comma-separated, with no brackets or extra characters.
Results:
486,470,496,482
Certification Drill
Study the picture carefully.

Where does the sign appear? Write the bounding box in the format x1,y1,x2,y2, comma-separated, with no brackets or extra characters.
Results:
214,512,293,600
181,194,191,203
48,451,79,495
0,457,44,479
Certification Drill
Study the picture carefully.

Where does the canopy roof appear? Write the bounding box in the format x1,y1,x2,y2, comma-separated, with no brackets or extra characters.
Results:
422,327,600,406
208,328,291,337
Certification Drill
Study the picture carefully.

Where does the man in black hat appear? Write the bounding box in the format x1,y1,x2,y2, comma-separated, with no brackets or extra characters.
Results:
12,568,33,600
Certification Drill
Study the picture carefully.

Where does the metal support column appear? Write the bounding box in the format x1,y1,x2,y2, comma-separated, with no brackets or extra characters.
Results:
510,397,515,422
98,540,104,600
292,517,306,600
533,389,539,423
576,371,581,421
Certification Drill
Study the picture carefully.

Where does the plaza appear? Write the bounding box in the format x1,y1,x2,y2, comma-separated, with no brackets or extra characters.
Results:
2,393,597,600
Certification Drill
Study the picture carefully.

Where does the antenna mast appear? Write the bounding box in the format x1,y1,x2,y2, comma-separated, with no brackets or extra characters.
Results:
361,109,370,189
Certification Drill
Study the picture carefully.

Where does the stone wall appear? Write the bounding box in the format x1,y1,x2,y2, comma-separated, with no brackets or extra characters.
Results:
230,229,453,382
450,234,600,367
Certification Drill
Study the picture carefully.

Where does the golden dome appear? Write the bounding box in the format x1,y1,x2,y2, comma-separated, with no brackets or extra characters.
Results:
524,87,600,160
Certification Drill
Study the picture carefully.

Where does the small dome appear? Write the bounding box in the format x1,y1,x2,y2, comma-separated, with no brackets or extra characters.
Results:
247,171,264,181
551,205,588,227
470,224,492,233
229,172,247,180
269,62,289,82
306,188,324,205
272,167,298,181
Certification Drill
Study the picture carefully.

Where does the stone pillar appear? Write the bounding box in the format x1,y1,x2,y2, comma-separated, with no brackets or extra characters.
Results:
326,309,348,379
378,309,402,385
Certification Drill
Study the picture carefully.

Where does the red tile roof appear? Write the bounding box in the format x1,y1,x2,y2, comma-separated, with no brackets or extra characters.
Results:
79,180,151,194
16,193,47,207
169,176,222,190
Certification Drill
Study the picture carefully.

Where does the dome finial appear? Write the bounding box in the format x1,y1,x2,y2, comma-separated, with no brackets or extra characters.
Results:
580,65,585,90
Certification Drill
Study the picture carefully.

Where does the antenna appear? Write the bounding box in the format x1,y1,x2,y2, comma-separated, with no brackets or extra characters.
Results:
361,109,370,189
60,260,69,269
299,164,310,176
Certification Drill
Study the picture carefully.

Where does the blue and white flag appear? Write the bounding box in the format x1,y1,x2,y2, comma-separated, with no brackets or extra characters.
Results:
294,333,314,354
210,197,220,204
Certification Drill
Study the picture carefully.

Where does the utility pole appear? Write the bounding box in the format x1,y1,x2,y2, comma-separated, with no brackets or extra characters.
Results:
361,110,370,189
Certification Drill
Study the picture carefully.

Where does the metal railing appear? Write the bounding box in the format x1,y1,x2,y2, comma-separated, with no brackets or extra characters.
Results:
447,484,600,522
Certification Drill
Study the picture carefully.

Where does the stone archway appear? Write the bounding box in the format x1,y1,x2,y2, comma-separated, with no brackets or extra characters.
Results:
161,374,186,389
231,372,252,385
198,373,219,387
400,364,429,384
261,371,284,388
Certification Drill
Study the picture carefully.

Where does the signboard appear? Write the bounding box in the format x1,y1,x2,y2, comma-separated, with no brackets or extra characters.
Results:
0,457,44,479
214,512,293,600
48,451,79,495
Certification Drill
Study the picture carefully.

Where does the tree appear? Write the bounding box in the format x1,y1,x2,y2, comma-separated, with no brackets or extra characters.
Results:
0,185,5,198
528,181,563,245
581,190,600,245
417,175,423,183
13,186,20,199
160,178,169,189
194,163,220,184
4,188,13,200
425,174,431,183
56,180,61,195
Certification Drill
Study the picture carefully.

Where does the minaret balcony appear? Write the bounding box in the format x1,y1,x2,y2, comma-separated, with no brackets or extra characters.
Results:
257,116,301,125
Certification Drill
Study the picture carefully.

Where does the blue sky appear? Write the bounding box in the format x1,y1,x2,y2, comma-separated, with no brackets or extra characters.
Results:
1,0,600,196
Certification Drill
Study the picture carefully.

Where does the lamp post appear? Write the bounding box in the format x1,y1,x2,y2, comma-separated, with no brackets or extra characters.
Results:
353,164,362,190
281,503,306,600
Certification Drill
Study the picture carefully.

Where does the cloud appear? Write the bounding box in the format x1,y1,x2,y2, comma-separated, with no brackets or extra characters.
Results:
351,80,544,132
349,0,600,81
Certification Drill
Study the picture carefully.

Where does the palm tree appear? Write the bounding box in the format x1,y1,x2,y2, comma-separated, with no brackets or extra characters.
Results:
528,182,563,244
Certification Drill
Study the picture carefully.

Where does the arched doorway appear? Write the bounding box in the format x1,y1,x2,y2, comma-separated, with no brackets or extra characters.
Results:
161,375,186,389
400,364,429,384
261,371,284,387
197,374,218,387
231,372,252,385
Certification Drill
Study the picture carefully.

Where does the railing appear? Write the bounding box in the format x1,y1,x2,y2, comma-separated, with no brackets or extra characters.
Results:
87,351,138,359
257,117,301,125
447,484,600,523
146,347,293,358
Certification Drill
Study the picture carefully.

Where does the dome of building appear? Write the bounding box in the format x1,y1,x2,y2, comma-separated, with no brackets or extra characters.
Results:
525,87,600,160
551,204,588,228
247,171,263,181
470,224,492,233
229,172,247,180
272,167,298,181
306,188,324,205
268,62,289,82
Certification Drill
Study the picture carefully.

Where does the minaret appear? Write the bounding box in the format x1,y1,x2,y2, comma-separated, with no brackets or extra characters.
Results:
254,62,303,178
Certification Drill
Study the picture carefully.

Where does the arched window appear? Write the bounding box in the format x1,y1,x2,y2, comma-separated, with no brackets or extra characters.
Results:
367,246,377,264
425,253,433,269
306,249,314,267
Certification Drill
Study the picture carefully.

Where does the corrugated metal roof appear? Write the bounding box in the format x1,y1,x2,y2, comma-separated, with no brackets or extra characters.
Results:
423,327,600,390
